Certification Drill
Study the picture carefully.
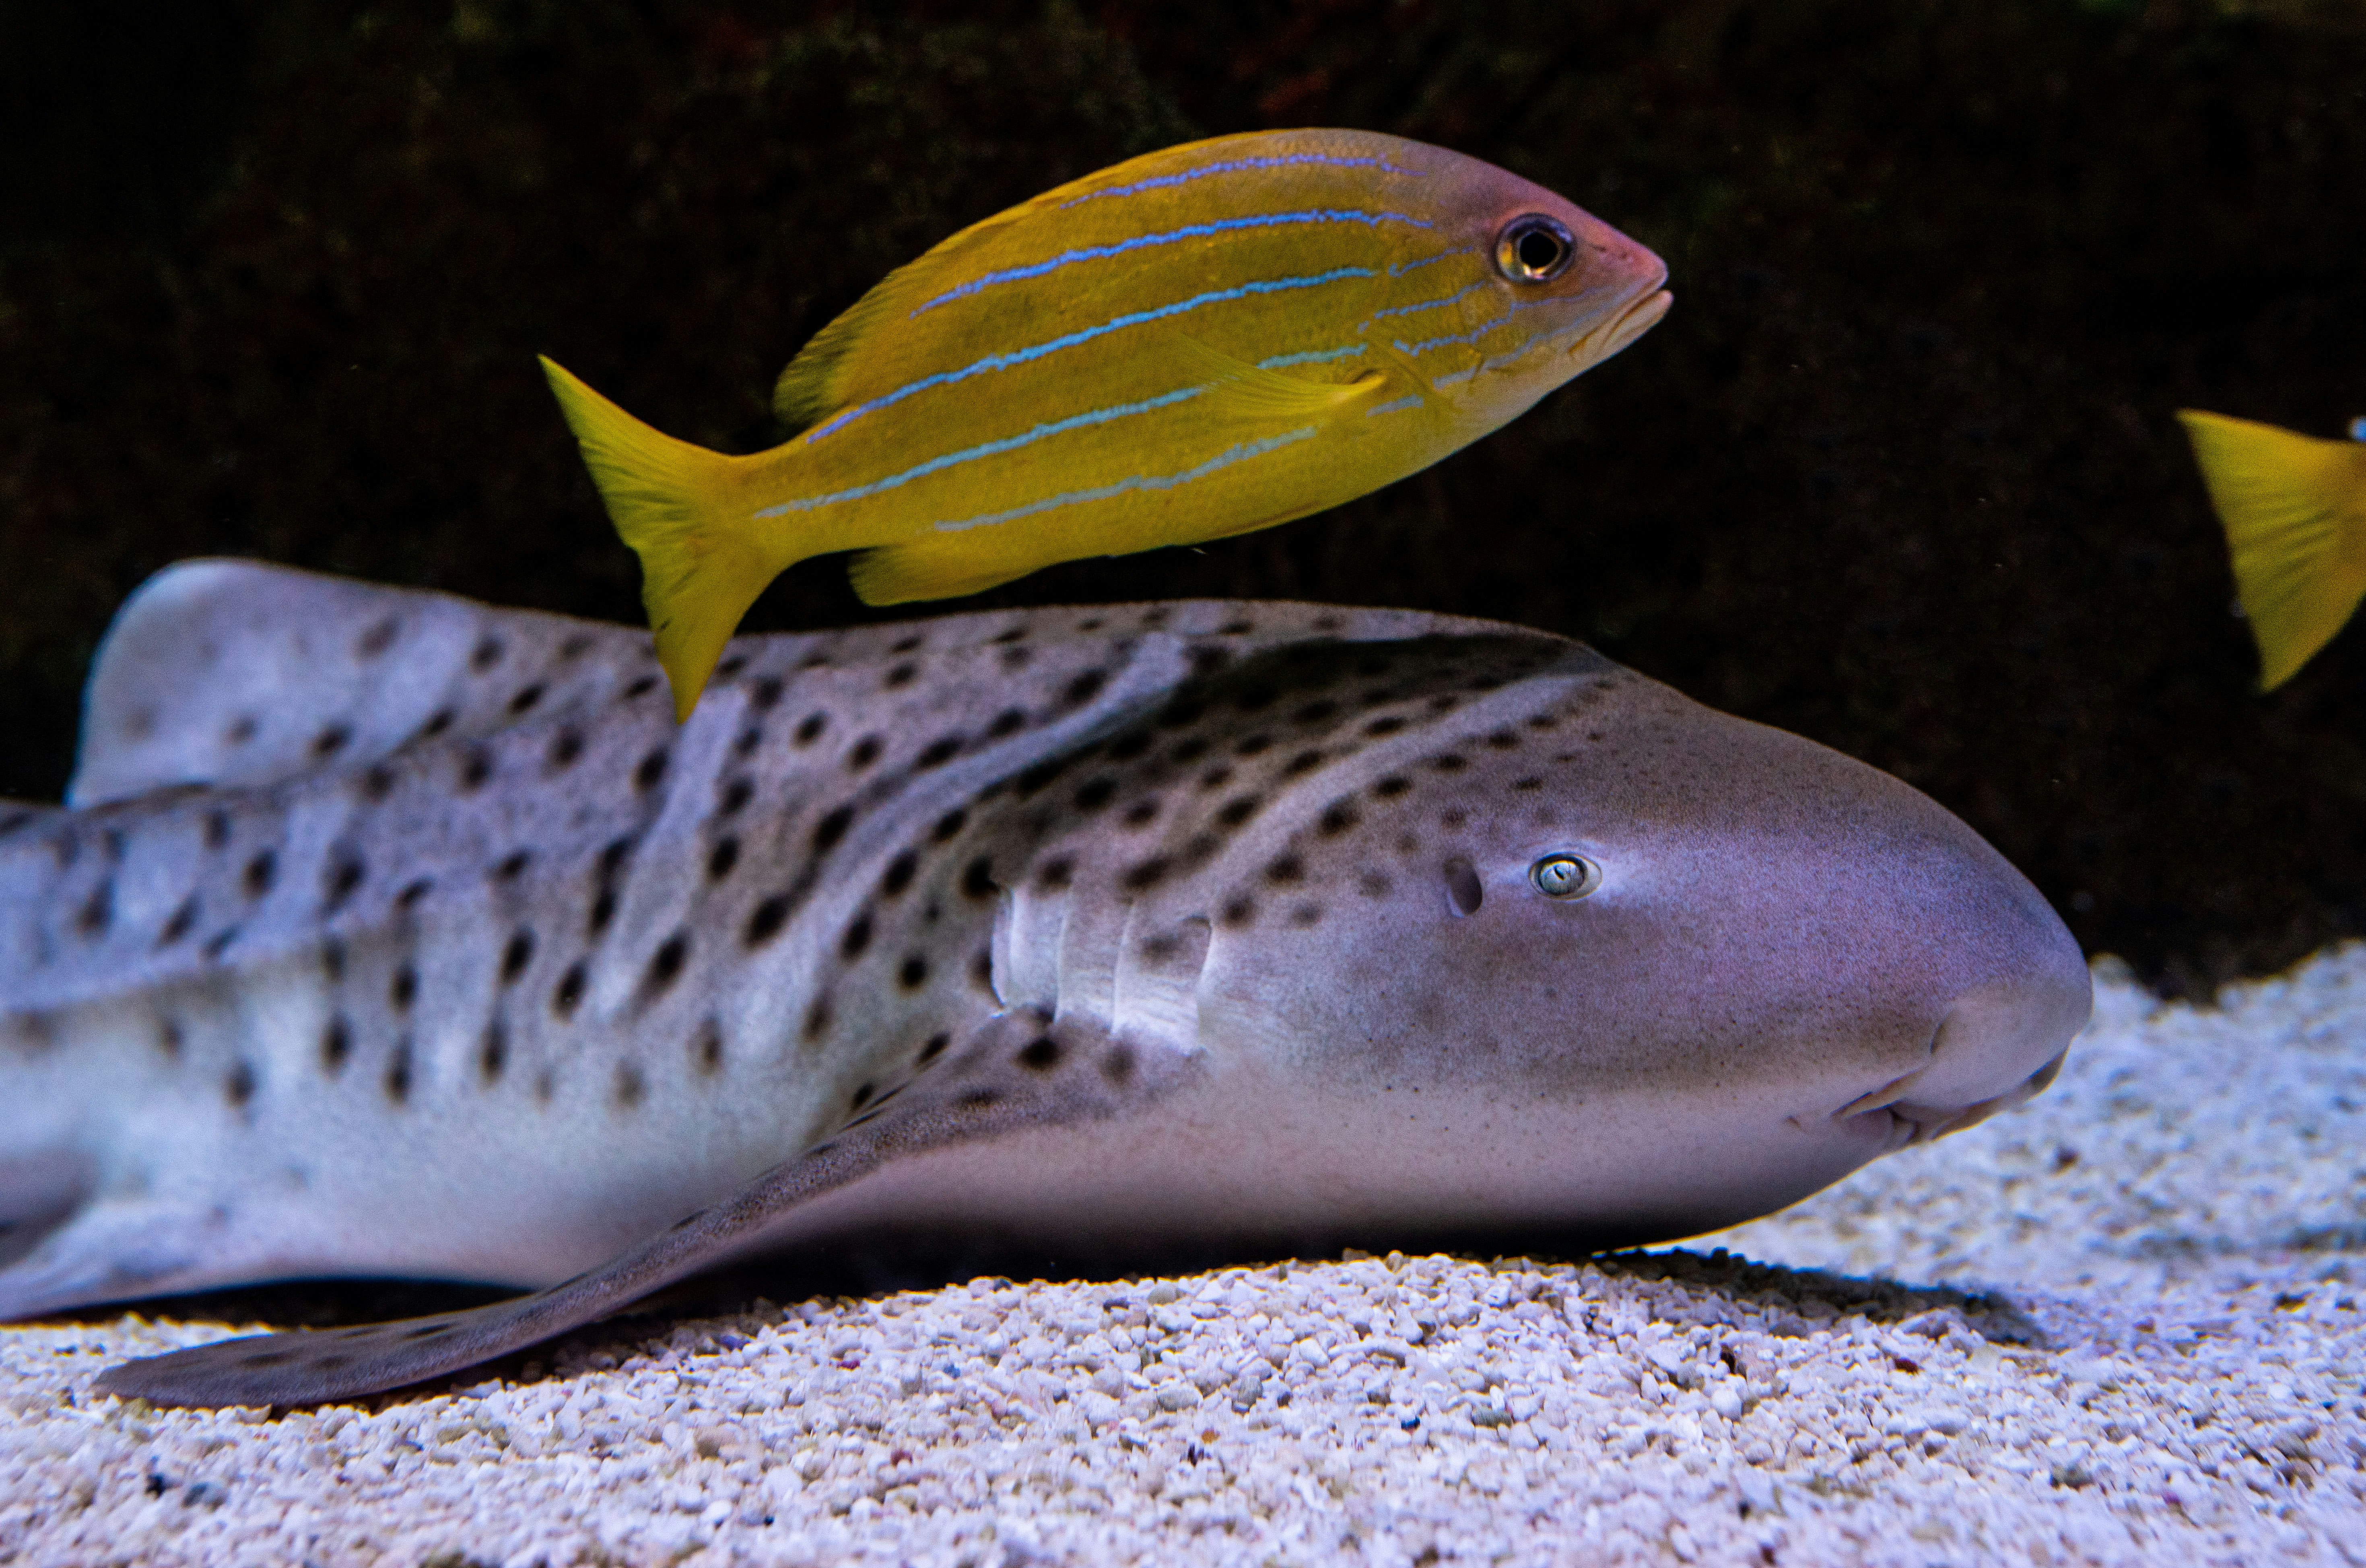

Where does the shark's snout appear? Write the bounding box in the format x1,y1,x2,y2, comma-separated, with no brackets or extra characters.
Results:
1834,927,2092,1154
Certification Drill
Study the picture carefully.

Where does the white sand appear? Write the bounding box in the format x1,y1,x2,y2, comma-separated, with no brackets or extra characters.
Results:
5,949,2365,1566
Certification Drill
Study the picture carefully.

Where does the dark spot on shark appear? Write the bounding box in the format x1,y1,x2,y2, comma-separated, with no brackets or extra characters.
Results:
987,707,1026,738
932,809,967,843
1439,808,1467,831
460,749,493,791
322,939,346,981
884,662,918,690
203,926,241,960
390,963,417,1012
1283,749,1325,777
535,1067,556,1102
749,675,784,711
1373,775,1412,798
356,617,398,659
204,810,233,851
1358,870,1392,897
1216,796,1260,828
494,850,533,884
992,626,1028,645
1107,731,1153,763
479,1021,507,1084
324,855,365,911
717,653,748,680
959,1089,1001,1111
1000,645,1032,671
847,735,883,772
735,725,763,758
795,713,828,746
471,635,505,672
1122,857,1170,891
1219,618,1255,637
1513,777,1544,792
1064,669,1109,707
898,954,928,989
1015,758,1068,798
707,837,740,882
969,948,994,992
962,857,997,900
553,962,587,1020
919,1032,950,1064
385,1040,412,1104
1364,715,1407,738
1290,902,1324,927
1319,802,1360,837
635,748,668,794
321,1016,351,1075
160,896,199,947
1486,728,1520,750
880,851,918,898
1122,799,1160,828
225,714,258,747
692,1018,724,1076
508,684,544,716
1169,736,1210,765
559,633,594,661
156,1017,184,1060
1430,753,1468,773
1198,764,1234,791
916,734,962,770
840,914,872,961
361,762,396,802
613,1062,645,1109
1235,683,1279,714
588,888,617,937
814,804,854,853
1293,700,1340,727
746,895,790,948
645,932,688,996
1074,777,1117,812
1103,1044,1136,1084
1019,1036,1061,1071
398,878,433,911
1219,895,1255,927
849,1081,875,1111
1037,857,1074,892
548,728,584,771
420,709,455,741
501,929,534,983
624,674,660,701
243,850,276,899
802,994,833,1043
76,880,113,938
312,723,351,760
720,777,754,816
1235,734,1273,758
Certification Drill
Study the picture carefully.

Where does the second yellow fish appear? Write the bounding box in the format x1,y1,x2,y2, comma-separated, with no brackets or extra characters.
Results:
2177,409,2366,690
542,128,1672,718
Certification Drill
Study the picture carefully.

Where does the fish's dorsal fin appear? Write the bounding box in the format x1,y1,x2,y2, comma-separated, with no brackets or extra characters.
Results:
69,560,660,807
93,1004,1200,1408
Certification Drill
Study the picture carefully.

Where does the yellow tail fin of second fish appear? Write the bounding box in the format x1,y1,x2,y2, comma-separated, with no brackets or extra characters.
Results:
2176,409,2366,691
540,356,775,721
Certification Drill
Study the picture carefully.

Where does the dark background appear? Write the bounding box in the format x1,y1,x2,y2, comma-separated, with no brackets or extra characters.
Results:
2,0,2361,997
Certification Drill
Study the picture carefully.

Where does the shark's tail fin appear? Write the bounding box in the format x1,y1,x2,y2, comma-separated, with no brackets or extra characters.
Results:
540,356,781,722
2176,409,2366,691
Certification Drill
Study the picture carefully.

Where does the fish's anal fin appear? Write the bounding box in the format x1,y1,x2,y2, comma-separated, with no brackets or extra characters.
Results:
2176,409,2366,691
847,540,1043,608
93,1008,1191,1409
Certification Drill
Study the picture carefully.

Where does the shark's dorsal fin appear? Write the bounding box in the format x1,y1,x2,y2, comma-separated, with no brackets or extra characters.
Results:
70,561,662,807
95,1003,1198,1408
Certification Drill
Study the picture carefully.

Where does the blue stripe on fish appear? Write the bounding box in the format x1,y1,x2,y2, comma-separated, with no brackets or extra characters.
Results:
1387,246,1480,278
1365,280,1492,323
911,210,1433,317
1430,316,1593,389
805,269,1379,443
1365,394,1425,418
932,427,1319,534
1393,297,1562,358
1258,344,1368,370
1059,153,1422,208
754,384,1212,519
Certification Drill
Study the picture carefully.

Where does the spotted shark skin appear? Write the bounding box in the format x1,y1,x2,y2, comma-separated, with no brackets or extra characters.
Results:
0,561,2091,1407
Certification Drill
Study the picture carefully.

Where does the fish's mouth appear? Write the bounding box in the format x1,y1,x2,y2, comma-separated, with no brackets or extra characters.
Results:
1571,286,1673,370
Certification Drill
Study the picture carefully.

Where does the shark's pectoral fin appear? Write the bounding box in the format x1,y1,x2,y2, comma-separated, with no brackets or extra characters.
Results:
95,1007,1197,1409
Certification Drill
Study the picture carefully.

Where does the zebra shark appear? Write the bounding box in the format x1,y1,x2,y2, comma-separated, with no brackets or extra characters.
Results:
0,560,2089,1407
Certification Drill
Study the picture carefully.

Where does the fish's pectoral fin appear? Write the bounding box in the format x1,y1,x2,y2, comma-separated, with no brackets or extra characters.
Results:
1162,334,1387,424
2177,409,2366,690
93,1008,1196,1408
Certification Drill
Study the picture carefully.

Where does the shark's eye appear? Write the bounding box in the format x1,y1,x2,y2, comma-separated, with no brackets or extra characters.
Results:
1529,852,1600,900
1495,215,1577,284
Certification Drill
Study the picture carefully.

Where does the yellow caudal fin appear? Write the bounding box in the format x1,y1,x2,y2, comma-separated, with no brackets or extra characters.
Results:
2176,409,2366,691
540,356,775,720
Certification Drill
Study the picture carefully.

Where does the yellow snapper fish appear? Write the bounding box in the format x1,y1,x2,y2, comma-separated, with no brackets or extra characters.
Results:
2176,409,2366,690
540,127,1672,719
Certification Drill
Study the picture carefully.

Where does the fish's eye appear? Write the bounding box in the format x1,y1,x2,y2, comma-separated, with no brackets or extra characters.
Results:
1529,852,1600,900
1494,215,1577,284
